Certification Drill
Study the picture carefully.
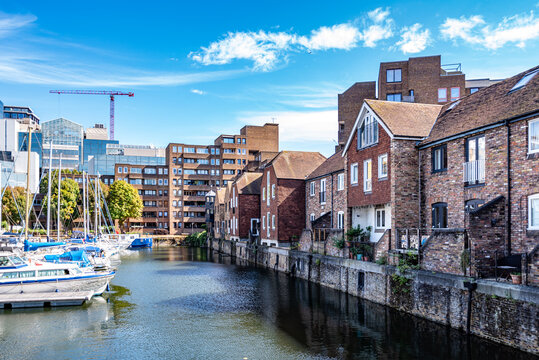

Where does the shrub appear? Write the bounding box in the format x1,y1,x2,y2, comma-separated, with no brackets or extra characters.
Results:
184,231,207,247
333,237,345,249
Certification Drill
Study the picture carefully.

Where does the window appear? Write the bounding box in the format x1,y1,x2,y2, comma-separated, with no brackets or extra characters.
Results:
320,178,326,204
432,202,448,228
271,184,275,198
242,138,246,144
337,211,344,229
144,168,156,174
450,87,460,101
310,182,315,196
378,154,388,178
438,88,447,102
432,145,447,172
158,168,163,175
185,147,195,153
376,209,386,229
197,148,209,154
510,69,539,92
172,146,177,152
337,173,344,191
470,87,479,94
363,159,372,192
223,137,234,144
350,163,358,184
262,216,265,229
529,194,539,230
262,187,265,201
386,93,402,102
124,167,128,173
358,116,378,148
310,213,315,222
465,135,485,184
386,69,402,83
529,119,539,154
271,215,275,229
223,170,234,175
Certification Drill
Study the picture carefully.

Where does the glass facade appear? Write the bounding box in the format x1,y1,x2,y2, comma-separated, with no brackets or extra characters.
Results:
41,118,83,170
80,138,119,172
88,154,165,176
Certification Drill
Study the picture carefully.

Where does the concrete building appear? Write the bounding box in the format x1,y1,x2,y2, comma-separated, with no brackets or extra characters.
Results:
116,123,278,234
260,151,326,247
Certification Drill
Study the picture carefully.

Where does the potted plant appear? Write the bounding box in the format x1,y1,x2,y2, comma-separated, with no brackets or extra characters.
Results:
350,247,360,260
510,272,522,285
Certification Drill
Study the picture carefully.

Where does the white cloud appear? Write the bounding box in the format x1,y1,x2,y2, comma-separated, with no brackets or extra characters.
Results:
0,13,36,38
360,7,394,47
395,23,431,53
237,110,337,156
190,7,396,71
191,89,205,95
441,11,539,50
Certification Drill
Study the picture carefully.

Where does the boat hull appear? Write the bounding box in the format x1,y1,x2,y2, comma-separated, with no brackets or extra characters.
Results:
129,238,153,248
0,273,115,296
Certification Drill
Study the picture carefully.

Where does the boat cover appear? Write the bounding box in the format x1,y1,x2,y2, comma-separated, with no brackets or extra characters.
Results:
24,240,66,252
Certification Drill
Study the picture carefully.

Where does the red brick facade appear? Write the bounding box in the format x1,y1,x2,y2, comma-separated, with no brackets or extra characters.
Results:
305,170,346,230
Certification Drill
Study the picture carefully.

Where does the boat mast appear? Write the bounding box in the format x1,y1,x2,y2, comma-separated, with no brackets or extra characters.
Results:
57,154,62,242
83,172,87,240
94,175,99,237
0,163,2,234
46,142,53,240
24,128,32,240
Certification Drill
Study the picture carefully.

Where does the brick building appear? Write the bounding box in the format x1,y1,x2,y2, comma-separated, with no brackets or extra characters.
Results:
418,66,539,283
260,151,326,247
229,172,262,242
378,55,466,105
337,82,376,148
342,100,441,254
115,123,278,234
305,150,346,230
213,187,227,239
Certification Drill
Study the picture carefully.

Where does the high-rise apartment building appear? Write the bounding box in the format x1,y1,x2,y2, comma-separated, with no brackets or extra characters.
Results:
115,123,278,234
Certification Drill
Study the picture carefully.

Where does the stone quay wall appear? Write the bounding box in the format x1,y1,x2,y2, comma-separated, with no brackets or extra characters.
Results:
210,238,539,355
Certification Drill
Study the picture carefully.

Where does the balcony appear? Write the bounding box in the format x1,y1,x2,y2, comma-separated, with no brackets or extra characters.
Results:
463,159,485,185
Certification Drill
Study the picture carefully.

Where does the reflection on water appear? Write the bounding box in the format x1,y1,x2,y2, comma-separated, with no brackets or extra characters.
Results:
0,247,535,360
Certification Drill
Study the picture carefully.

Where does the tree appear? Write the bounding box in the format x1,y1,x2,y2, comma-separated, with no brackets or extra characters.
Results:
42,179,80,229
107,180,142,231
1,187,28,229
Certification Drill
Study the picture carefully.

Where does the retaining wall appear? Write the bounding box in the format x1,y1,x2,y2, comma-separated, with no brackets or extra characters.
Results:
210,239,539,355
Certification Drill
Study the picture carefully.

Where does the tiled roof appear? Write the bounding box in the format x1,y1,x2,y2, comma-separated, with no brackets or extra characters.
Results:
422,65,539,146
235,172,263,195
307,150,344,180
269,151,326,180
365,99,442,138
215,187,227,204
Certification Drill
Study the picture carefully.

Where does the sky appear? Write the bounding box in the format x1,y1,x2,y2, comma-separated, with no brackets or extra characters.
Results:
1,1,538,156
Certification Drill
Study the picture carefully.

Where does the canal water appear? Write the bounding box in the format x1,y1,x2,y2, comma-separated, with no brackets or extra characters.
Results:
0,247,536,360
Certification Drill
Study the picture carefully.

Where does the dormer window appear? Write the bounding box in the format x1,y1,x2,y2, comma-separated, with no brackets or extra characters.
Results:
357,116,378,149
510,69,539,92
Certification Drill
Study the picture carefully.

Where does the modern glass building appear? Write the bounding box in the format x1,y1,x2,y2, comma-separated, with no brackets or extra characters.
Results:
41,118,83,170
88,144,165,177
81,138,119,172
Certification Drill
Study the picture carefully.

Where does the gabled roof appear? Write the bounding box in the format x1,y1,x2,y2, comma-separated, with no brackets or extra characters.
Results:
215,187,227,205
267,151,326,180
343,100,442,154
307,150,344,180
421,65,539,147
234,172,263,195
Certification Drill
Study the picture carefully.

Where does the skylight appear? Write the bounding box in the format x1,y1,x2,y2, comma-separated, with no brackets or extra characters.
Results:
510,69,539,92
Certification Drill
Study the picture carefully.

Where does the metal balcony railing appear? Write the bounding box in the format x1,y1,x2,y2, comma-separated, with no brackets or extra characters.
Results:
463,159,485,184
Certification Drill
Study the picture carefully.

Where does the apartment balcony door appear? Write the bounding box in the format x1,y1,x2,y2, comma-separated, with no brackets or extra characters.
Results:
463,135,485,185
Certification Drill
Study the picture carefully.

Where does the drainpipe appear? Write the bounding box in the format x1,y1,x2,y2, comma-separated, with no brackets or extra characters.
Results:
463,281,477,334
418,149,422,261
506,121,511,256
331,174,334,228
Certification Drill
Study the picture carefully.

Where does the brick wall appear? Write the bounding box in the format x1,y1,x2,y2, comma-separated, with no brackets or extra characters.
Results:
346,122,391,208
421,229,467,275
337,82,376,146
238,194,259,239
305,170,346,229
278,178,306,243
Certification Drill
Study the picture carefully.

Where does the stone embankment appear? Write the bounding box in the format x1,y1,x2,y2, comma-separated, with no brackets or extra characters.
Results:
210,238,539,355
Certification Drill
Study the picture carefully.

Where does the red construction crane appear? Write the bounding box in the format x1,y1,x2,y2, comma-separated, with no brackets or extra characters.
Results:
49,90,134,140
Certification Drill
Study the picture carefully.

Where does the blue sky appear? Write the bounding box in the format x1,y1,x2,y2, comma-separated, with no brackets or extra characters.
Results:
1,1,538,156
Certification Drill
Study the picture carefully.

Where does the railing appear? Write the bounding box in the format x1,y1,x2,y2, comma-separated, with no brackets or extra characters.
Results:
463,159,485,184
394,228,429,251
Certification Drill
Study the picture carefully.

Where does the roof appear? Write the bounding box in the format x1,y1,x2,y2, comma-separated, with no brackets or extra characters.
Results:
234,172,262,195
267,151,326,180
215,187,227,204
422,65,539,147
365,99,442,138
307,150,344,180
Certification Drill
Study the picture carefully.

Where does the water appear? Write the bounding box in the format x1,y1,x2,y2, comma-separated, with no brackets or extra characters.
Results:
0,247,536,360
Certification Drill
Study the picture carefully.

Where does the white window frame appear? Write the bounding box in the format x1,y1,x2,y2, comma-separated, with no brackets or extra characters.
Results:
271,215,275,229
450,87,460,101
337,211,344,229
350,163,358,185
529,193,539,230
363,159,372,192
310,182,315,196
376,209,386,229
271,184,275,199
320,178,326,204
262,216,265,230
266,175,270,206
262,187,265,201
310,213,315,222
267,212,270,237
438,88,447,102
378,154,388,179
337,173,344,191
529,119,539,154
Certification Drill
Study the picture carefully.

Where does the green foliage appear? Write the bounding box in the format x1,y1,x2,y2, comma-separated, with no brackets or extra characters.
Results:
398,252,420,271
42,179,80,227
345,225,372,241
460,249,471,274
2,187,29,226
1,220,7,230
391,273,411,294
332,237,345,249
376,256,388,265
107,180,143,229
315,258,321,266
184,231,207,247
